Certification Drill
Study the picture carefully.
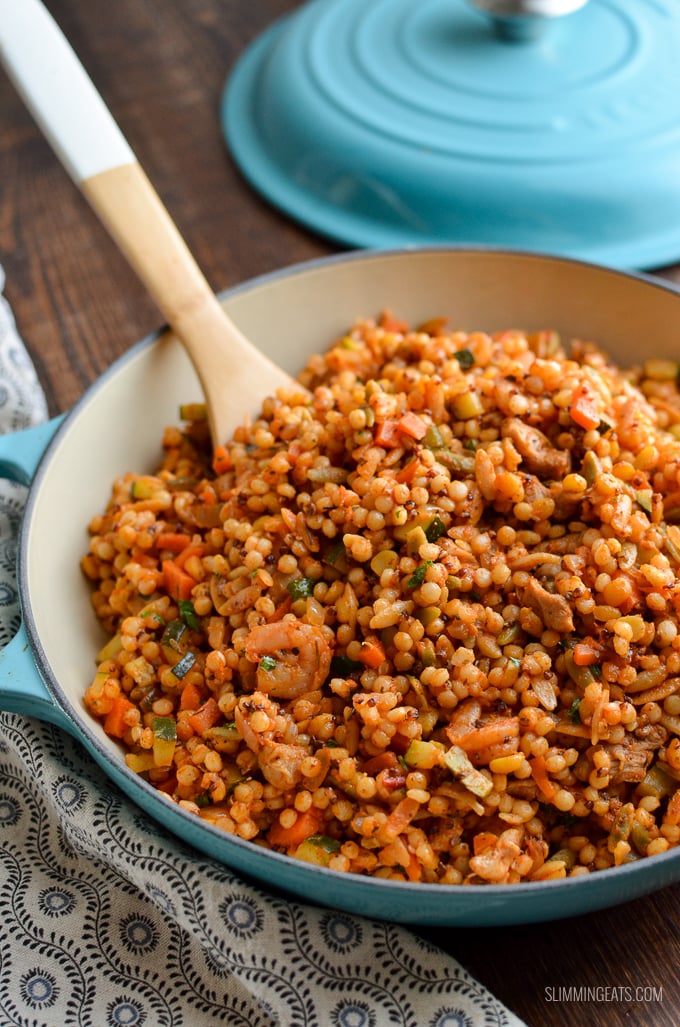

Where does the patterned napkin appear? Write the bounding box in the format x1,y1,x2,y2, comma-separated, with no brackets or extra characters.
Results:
0,265,525,1027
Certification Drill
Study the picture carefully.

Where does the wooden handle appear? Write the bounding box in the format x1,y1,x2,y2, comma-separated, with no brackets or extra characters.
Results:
82,163,293,446
0,0,294,447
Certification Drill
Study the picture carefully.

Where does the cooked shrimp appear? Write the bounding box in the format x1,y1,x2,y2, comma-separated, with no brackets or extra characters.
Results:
258,742,308,790
244,619,333,699
468,828,523,883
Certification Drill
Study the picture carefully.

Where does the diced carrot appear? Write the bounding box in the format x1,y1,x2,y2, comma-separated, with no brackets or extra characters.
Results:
212,445,232,475
379,311,409,334
374,419,401,448
268,808,323,849
570,382,601,432
266,594,293,622
530,755,557,800
357,636,386,669
162,559,195,601
362,751,400,776
188,697,221,736
174,544,205,569
447,717,520,752
179,680,203,711
573,642,602,666
156,532,191,554
404,853,423,882
103,694,136,739
396,458,419,483
398,411,428,440
382,797,420,841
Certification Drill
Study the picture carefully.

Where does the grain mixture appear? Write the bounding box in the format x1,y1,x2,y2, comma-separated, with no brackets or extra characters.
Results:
82,313,680,884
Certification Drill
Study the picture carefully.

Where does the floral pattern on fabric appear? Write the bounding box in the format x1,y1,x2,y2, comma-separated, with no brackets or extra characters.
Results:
0,266,525,1027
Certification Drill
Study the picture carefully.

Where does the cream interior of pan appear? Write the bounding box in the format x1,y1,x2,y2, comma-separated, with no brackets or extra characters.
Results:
22,249,680,758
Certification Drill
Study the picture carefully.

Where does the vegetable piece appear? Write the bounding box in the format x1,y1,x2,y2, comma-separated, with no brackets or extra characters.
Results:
569,382,601,432
425,516,446,543
546,847,576,870
403,739,444,770
329,654,363,677
179,680,203,711
125,752,156,774
635,489,653,514
96,633,123,663
212,445,232,475
454,348,475,370
179,402,207,421
162,560,195,601
286,576,317,600
103,695,135,739
442,746,493,798
396,458,419,483
567,698,582,723
130,477,158,500
294,834,342,867
398,411,428,440
161,618,188,659
153,716,177,741
563,648,597,691
374,419,401,448
156,532,191,554
361,751,401,776
188,697,221,736
379,311,409,333
424,424,445,449
529,755,557,799
572,642,601,666
357,637,386,669
451,390,484,420
259,655,278,672
447,717,520,753
268,808,323,849
171,652,196,680
178,599,201,631
637,763,678,798
153,717,177,767
407,560,434,589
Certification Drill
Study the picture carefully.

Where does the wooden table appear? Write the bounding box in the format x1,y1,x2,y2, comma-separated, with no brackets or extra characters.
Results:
2,2,680,1024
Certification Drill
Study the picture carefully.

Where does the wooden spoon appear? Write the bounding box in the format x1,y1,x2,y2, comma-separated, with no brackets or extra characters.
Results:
0,0,295,449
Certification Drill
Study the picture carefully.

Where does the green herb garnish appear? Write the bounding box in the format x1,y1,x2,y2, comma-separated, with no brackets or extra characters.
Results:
454,348,475,370
178,599,200,631
407,560,434,589
286,577,317,600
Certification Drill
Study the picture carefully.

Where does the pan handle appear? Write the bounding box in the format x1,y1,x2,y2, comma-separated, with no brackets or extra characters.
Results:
0,624,76,734
0,416,64,485
0,416,74,732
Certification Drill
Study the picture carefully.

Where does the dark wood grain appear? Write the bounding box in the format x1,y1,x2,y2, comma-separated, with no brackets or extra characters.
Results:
2,2,680,1025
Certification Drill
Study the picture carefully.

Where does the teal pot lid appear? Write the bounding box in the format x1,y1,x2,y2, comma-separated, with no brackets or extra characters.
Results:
222,0,680,269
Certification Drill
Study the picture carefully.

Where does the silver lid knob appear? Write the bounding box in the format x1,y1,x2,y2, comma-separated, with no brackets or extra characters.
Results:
468,0,589,41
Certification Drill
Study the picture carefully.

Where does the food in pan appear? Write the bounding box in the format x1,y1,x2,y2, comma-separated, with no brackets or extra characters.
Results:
81,313,680,884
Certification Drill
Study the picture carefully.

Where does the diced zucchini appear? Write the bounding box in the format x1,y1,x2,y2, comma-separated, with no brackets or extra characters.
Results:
126,752,156,774
294,834,341,867
96,633,123,663
443,745,493,798
403,739,444,770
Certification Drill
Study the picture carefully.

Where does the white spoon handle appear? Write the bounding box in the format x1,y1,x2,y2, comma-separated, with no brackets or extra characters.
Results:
0,0,293,448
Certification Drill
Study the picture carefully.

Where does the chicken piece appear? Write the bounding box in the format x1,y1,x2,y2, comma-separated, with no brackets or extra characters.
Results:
516,577,574,634
502,418,571,479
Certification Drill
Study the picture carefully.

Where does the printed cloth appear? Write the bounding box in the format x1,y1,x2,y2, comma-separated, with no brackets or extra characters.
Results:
0,265,524,1027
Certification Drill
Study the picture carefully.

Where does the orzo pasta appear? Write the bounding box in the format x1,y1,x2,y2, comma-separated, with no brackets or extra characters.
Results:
82,313,680,884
